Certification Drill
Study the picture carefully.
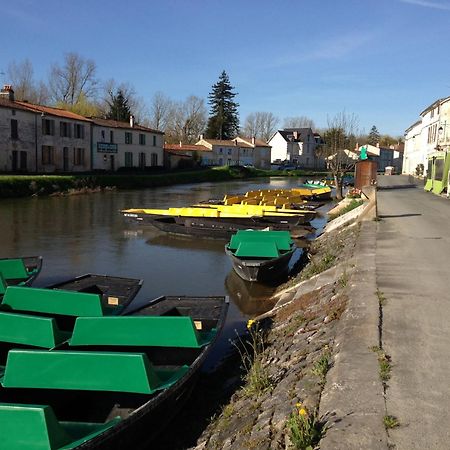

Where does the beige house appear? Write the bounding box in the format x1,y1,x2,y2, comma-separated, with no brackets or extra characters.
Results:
0,85,91,172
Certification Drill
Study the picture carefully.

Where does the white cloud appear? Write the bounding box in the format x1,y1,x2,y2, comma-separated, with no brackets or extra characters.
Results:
399,0,450,10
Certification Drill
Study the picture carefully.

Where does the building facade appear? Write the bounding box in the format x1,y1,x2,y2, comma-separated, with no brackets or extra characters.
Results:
268,128,325,169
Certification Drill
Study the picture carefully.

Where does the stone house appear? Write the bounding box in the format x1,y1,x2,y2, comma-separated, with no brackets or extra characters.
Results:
91,117,164,171
163,143,212,168
268,128,325,169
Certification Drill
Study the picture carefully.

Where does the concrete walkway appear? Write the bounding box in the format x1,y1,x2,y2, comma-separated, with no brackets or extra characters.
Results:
377,175,450,449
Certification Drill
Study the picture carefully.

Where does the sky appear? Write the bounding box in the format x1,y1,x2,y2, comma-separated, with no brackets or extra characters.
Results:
2,0,450,137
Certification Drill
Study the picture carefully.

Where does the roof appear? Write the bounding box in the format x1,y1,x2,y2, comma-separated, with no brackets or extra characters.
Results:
0,98,91,122
91,117,163,134
419,96,450,117
198,137,270,148
236,137,271,148
164,143,211,152
275,128,313,143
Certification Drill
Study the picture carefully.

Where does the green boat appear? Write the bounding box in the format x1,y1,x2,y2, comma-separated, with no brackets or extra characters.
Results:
0,256,43,291
0,285,229,449
225,230,296,282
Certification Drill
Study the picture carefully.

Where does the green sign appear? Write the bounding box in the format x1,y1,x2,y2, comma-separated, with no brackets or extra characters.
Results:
360,146,368,160
97,142,118,153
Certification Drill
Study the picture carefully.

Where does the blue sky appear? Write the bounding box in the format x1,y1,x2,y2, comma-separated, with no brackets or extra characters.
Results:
2,0,450,136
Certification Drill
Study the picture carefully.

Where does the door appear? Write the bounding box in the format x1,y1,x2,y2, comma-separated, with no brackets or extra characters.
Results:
12,151,18,171
110,155,115,171
20,151,27,171
63,147,69,172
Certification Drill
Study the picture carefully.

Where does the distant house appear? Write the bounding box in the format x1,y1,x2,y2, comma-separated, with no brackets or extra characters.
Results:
91,117,164,171
358,144,404,173
163,143,211,168
268,128,325,169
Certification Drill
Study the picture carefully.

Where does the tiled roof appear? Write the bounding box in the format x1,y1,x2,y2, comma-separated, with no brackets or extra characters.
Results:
277,128,312,143
164,144,211,152
91,117,163,134
237,137,271,148
200,138,255,148
15,101,91,122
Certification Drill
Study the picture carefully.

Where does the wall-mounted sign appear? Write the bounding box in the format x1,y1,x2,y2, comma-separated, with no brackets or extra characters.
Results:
97,142,118,153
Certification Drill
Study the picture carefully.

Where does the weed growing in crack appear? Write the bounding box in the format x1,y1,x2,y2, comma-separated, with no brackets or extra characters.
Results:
311,349,331,386
376,289,387,306
371,346,391,382
287,402,323,449
384,415,400,429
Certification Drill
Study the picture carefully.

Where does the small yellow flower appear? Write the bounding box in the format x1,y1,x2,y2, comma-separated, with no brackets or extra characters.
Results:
247,319,256,330
295,402,302,408
299,408,308,417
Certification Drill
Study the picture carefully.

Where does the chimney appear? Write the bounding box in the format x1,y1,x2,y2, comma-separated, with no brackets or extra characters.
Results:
129,115,135,128
0,85,15,101
252,136,256,145
199,134,204,140
234,139,238,146
293,131,298,140
179,141,182,147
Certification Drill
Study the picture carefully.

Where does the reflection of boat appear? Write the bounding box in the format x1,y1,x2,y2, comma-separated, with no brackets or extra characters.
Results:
0,256,43,290
225,230,296,283
0,294,229,449
47,274,143,314
225,270,278,316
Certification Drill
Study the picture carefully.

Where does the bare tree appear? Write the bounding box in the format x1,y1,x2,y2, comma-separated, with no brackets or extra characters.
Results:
283,116,315,129
7,59,49,104
316,112,359,199
49,52,98,106
166,96,207,144
149,91,174,131
243,112,279,142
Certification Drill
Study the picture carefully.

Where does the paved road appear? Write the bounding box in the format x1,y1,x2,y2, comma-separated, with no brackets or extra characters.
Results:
377,175,450,449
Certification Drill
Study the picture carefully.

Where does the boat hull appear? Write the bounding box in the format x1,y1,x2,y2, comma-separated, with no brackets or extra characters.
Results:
225,246,295,282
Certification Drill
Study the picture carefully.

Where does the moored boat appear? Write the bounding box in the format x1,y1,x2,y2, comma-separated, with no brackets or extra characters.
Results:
225,230,296,282
0,256,43,290
0,288,229,449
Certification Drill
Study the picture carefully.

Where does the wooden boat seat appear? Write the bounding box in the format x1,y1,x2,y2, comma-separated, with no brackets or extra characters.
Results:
0,286,109,317
1,349,189,394
0,259,30,282
69,316,216,348
0,311,70,348
0,402,120,450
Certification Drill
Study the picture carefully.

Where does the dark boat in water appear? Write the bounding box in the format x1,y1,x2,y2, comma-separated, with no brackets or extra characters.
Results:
0,256,43,290
225,230,296,282
0,288,228,449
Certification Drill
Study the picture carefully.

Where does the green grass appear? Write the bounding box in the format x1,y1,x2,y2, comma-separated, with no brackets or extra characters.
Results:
376,289,387,306
301,252,337,279
311,349,331,386
384,415,400,429
287,404,323,450
371,346,391,383
328,199,364,221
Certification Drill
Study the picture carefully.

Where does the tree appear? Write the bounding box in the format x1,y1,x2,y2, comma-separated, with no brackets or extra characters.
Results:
243,112,279,142
283,116,315,129
49,52,98,106
105,88,132,122
368,125,380,146
205,71,239,140
7,59,49,104
149,91,174,131
316,112,359,199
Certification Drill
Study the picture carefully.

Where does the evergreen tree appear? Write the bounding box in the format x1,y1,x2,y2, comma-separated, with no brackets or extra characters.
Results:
106,89,132,122
368,125,380,146
205,71,239,139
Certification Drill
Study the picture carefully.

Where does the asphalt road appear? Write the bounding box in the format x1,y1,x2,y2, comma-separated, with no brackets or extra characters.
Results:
377,175,450,449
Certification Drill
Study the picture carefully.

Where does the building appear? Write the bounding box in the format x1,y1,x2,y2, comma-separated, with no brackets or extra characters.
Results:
403,96,450,176
358,144,404,173
163,143,212,169
0,85,91,172
91,117,163,171
268,128,325,169
0,84,164,173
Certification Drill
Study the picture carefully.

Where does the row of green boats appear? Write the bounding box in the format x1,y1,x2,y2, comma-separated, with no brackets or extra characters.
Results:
0,257,228,449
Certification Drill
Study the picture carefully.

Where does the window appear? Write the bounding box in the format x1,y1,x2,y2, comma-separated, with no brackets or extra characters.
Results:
219,148,223,153
101,130,105,140
42,119,55,136
74,124,84,139
139,134,146,145
42,146,54,165
110,130,114,143
11,109,16,116
152,135,156,146
125,132,133,144
228,149,232,155
151,153,158,166
139,152,146,168
74,148,85,166
60,121,72,138
11,119,18,139
435,158,444,180
125,152,133,167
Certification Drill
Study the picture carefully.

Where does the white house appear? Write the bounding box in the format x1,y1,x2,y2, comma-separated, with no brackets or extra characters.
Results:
0,85,92,173
91,117,164,171
268,128,325,169
403,96,450,176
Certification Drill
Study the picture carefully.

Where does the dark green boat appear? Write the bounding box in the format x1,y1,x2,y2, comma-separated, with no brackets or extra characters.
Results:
225,230,296,282
0,256,43,292
0,286,229,449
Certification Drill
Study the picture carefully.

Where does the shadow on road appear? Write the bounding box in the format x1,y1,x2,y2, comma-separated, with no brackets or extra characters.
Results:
379,213,422,218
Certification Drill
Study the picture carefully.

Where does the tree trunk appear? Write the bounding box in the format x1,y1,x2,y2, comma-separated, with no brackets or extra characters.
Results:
334,174,343,200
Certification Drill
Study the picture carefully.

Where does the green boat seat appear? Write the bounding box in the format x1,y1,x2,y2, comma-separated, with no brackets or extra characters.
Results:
0,312,70,348
69,316,216,348
234,241,280,258
0,274,7,296
1,286,106,317
0,259,29,282
0,402,120,450
2,349,189,394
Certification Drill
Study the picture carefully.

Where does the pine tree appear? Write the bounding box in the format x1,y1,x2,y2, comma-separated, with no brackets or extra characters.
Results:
368,125,380,146
205,71,239,139
106,89,132,122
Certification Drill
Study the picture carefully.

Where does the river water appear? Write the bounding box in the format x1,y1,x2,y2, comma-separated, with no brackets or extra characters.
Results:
0,176,328,369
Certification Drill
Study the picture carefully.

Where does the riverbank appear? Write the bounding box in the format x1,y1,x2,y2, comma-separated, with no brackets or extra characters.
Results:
190,196,381,449
0,166,328,199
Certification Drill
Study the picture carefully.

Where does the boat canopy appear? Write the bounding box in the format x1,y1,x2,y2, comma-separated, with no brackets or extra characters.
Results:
228,230,293,258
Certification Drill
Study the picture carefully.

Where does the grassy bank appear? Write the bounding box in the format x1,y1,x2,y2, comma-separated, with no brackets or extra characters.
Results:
0,166,329,199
